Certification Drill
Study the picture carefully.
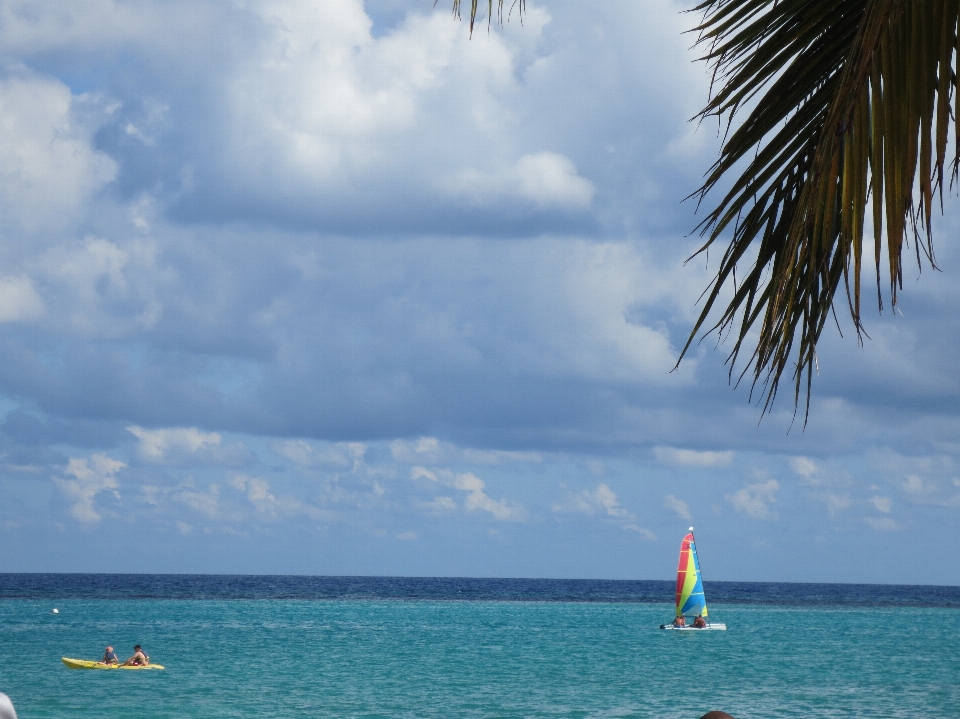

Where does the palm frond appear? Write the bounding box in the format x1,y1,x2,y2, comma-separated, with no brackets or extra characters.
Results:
683,0,959,418
447,0,523,35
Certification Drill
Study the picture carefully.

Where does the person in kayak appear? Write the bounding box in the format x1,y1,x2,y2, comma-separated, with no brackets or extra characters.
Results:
693,615,707,628
122,645,149,666
100,646,118,665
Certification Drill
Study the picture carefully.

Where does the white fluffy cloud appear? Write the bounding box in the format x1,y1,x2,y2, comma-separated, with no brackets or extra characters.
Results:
552,483,654,538
391,437,444,464
16,235,168,339
865,516,901,532
449,152,595,208
821,493,852,516
870,496,892,513
791,456,818,479
453,472,527,521
231,474,312,518
0,275,44,322
411,466,526,521
0,75,116,235
554,482,631,519
902,475,926,494
175,482,224,520
273,439,365,468
54,454,125,523
0,0,708,453
655,447,734,468
391,437,541,465
728,480,779,520
171,1,600,223
129,426,221,460
663,494,691,521
418,496,457,512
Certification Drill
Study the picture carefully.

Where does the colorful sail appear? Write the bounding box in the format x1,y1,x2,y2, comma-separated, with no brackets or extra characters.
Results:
674,529,708,618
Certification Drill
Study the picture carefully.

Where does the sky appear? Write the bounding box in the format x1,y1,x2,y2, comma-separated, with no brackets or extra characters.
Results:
1,0,959,584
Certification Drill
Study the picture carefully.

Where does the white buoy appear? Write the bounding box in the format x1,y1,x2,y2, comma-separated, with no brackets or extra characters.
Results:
51,608,59,614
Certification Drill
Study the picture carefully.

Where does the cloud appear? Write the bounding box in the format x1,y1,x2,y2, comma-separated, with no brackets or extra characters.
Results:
128,425,221,460
23,235,167,337
654,447,733,468
391,437,443,464
728,480,779,520
890,473,960,508
588,483,631,518
552,483,654,536
141,486,160,506
865,516,902,532
448,152,595,208
663,494,692,520
54,454,125,523
153,3,581,229
791,456,818,479
821,493,852,516
623,524,657,541
172,475,319,525
453,472,527,521
410,466,525,520
0,275,44,322
273,439,319,466
0,75,116,233
417,496,457,512
553,483,631,519
175,483,223,520
230,474,302,517
273,439,364,468
902,475,926,494
462,448,542,465
0,0,708,460
411,466,439,483
391,437,541,465
788,456,853,488
870,496,892,513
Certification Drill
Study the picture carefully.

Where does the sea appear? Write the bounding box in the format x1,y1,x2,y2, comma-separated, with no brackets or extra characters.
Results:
1,576,958,719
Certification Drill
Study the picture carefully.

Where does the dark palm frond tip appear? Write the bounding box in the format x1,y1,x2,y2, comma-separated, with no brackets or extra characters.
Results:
447,0,525,35
681,0,960,420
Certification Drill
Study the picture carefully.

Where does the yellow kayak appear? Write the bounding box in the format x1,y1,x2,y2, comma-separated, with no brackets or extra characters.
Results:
62,657,164,670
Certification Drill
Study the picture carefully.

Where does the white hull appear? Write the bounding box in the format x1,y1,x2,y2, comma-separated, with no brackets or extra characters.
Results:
660,623,726,631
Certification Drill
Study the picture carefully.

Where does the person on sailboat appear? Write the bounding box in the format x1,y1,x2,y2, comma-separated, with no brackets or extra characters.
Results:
673,615,686,627
693,615,706,628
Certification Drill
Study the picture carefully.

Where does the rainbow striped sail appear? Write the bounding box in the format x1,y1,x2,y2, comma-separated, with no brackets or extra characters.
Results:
675,528,708,619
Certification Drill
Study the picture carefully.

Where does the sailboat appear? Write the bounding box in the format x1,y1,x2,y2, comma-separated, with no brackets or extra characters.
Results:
660,527,726,630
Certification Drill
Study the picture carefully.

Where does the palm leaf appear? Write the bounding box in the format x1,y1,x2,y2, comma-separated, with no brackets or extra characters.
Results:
448,0,522,35
683,0,958,417
454,0,958,418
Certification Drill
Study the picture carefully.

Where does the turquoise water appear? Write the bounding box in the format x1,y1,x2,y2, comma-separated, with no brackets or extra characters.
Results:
1,599,957,718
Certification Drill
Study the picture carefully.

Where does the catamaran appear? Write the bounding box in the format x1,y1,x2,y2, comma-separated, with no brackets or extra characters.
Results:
660,527,726,630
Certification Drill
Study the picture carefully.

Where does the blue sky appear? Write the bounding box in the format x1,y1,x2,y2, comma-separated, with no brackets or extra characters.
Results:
1,0,959,583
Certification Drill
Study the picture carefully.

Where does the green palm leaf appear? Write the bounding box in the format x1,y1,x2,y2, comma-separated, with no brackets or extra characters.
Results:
455,1,959,417
684,0,957,416
448,0,521,35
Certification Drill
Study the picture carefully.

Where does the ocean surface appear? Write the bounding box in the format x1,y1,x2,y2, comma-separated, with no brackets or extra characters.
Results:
1,576,958,719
